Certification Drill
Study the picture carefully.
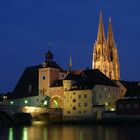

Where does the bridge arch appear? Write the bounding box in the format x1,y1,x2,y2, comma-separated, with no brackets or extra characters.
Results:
33,112,50,121
50,95,63,108
0,111,13,125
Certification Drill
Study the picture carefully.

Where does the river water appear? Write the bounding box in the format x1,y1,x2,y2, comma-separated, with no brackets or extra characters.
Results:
0,122,139,140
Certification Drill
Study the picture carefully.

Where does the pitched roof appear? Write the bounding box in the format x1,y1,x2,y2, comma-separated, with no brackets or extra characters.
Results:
65,69,117,90
79,69,117,87
43,61,63,70
64,73,80,81
11,61,63,99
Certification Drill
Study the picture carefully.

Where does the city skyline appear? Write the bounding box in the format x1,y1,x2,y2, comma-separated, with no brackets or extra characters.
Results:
0,0,140,93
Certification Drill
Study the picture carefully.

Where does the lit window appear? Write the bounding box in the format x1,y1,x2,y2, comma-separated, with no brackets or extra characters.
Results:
24,100,28,104
44,100,48,106
10,101,14,105
78,103,82,107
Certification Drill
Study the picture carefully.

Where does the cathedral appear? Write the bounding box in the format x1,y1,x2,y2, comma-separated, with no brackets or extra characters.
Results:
92,12,120,80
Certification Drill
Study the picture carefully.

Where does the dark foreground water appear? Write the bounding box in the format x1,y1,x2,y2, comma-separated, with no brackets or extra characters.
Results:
0,122,139,140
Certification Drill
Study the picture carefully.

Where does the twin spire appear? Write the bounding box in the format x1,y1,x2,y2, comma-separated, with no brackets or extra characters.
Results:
97,12,115,46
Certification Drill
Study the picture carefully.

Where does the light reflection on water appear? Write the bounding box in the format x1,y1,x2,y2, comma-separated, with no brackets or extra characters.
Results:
0,123,140,140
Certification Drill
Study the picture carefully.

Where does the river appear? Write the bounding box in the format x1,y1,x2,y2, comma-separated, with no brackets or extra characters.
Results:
0,122,139,140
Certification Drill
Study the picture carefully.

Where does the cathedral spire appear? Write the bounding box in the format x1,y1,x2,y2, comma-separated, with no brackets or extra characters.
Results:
68,55,72,71
97,12,106,44
107,17,115,47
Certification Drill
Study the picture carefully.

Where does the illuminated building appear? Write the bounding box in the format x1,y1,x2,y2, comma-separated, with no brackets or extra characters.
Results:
39,50,66,108
63,69,122,120
7,50,66,108
92,12,120,80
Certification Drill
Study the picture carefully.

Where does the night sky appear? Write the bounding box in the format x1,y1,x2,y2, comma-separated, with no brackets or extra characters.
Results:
0,0,140,93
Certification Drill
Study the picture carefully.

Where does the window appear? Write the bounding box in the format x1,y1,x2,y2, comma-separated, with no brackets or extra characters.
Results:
78,95,81,98
78,103,82,107
126,104,131,109
84,94,87,98
65,88,67,91
73,92,76,95
67,111,70,114
84,102,87,107
73,99,76,102
84,110,86,114
79,111,81,114
28,85,32,93
73,107,76,110
133,103,139,109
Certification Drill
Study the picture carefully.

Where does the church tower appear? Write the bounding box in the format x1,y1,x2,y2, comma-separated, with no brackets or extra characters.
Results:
92,12,120,80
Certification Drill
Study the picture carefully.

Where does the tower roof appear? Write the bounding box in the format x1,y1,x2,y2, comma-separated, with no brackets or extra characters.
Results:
97,12,106,44
107,17,115,47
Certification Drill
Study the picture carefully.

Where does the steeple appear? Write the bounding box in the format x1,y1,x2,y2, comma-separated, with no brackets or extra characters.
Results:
92,12,120,80
68,55,72,73
107,17,115,47
45,45,53,62
97,12,106,44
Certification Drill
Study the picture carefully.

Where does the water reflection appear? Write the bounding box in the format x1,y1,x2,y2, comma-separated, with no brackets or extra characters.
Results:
0,123,139,140
8,128,13,140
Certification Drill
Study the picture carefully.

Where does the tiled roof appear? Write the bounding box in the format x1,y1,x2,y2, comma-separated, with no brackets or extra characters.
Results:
11,61,63,99
79,69,117,87
43,61,63,70
65,69,117,90
64,73,80,81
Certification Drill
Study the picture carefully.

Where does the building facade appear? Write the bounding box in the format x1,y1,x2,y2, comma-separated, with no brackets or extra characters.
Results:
63,69,122,120
7,50,67,109
116,82,140,114
92,12,120,80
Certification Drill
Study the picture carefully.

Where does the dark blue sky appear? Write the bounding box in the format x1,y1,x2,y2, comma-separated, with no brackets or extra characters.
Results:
0,0,140,93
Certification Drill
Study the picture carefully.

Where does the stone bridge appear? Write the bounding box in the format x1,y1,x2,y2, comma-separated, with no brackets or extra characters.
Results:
0,105,62,125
